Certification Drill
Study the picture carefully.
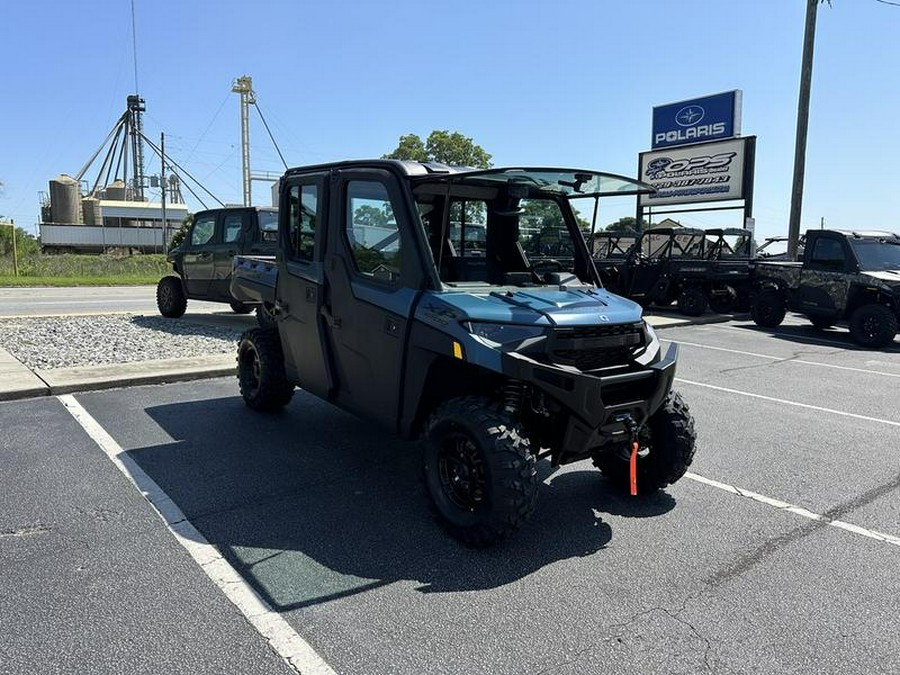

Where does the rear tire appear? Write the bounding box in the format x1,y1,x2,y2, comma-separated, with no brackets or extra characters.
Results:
421,396,538,547
156,276,187,318
593,390,696,495
230,300,253,314
849,304,898,348
750,289,786,327
237,328,294,411
677,287,708,317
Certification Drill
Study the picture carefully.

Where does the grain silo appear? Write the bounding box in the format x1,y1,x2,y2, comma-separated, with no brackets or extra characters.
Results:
48,175,82,224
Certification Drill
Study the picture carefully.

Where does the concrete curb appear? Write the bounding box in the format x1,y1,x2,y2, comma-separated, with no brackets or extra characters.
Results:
0,312,733,403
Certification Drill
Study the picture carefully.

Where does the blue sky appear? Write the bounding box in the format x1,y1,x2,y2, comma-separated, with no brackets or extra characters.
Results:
2,0,898,240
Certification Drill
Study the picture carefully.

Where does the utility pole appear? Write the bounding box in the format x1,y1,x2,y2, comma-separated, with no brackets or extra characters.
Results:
161,132,168,252
232,75,255,207
788,0,821,260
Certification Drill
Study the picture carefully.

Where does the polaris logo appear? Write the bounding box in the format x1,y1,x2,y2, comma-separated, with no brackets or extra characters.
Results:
676,105,705,126
655,122,727,146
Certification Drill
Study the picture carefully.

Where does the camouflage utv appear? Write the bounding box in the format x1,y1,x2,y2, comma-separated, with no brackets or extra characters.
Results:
751,229,900,348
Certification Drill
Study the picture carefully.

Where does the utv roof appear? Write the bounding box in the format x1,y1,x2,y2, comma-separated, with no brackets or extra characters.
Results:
825,229,899,240
704,227,752,236
282,160,654,198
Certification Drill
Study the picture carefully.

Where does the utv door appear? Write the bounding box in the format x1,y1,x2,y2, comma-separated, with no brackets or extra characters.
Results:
276,176,333,400
797,235,853,316
180,211,218,297
208,210,247,301
323,169,424,426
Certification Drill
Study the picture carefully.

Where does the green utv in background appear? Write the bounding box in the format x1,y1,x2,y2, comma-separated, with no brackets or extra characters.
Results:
230,161,698,547
156,206,278,325
751,229,900,348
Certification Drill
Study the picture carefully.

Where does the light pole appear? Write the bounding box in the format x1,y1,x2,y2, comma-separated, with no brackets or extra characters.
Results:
788,0,822,260
4,218,18,277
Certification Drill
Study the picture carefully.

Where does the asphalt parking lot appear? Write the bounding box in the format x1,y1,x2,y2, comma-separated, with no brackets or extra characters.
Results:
1,315,898,674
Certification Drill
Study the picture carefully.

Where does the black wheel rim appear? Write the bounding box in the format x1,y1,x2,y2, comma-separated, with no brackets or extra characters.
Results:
240,344,262,397
861,314,882,340
160,285,172,307
437,432,487,512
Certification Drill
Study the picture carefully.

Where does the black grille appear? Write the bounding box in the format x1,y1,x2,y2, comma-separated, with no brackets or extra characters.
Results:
549,322,644,371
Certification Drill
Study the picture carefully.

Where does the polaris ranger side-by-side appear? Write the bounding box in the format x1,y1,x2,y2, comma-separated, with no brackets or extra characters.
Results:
750,229,900,347
156,206,278,324
599,226,752,316
230,161,697,546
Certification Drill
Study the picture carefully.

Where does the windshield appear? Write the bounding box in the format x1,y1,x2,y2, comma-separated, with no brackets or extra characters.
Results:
850,237,900,270
415,191,590,288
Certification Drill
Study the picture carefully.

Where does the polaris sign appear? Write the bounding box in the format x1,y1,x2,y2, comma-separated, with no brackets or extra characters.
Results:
638,137,754,207
652,91,741,149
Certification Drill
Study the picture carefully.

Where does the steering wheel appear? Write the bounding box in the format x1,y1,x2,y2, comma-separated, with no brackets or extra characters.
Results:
531,258,564,282
532,258,564,273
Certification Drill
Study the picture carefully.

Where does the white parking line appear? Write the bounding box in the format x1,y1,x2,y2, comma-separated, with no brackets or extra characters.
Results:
703,322,900,352
666,339,900,378
675,378,900,427
58,394,336,675
685,472,900,548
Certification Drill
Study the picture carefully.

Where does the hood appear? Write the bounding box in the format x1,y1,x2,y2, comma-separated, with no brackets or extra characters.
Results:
861,270,900,286
423,286,643,328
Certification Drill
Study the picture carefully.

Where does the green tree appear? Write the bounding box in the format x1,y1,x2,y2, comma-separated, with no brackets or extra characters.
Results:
169,214,193,251
384,130,493,169
353,204,391,228
382,134,429,162
0,221,40,257
605,216,644,233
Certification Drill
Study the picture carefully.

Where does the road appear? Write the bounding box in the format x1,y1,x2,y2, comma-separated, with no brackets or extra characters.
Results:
0,286,225,317
1,317,898,674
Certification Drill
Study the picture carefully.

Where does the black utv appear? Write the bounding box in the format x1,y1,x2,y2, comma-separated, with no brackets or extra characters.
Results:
602,226,751,316
230,161,697,547
751,229,900,347
156,206,278,325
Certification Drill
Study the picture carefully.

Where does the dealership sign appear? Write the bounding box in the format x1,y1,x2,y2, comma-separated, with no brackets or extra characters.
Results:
652,91,741,149
638,137,754,207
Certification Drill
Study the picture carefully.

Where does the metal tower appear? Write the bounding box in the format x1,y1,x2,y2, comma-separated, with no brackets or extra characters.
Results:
126,94,146,200
232,75,255,206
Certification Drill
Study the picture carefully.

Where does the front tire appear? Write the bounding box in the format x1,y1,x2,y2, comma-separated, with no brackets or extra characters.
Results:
677,286,708,317
237,328,294,411
849,304,898,348
593,390,696,494
422,396,538,547
750,289,786,327
156,276,187,318
256,302,277,328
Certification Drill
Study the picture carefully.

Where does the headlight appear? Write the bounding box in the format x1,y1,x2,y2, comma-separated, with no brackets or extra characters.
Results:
465,322,546,347
634,321,661,366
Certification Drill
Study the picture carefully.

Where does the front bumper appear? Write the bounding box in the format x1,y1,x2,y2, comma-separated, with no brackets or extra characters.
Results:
502,343,679,463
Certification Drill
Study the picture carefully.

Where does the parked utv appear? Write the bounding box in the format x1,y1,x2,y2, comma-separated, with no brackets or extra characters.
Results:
601,226,748,316
156,206,278,325
591,230,640,290
751,229,900,347
231,161,697,547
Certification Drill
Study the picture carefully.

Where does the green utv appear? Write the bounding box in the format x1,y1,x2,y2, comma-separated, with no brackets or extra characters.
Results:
230,161,697,547
751,229,900,348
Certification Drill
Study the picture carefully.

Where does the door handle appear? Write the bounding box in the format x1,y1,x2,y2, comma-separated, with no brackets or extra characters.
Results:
320,305,341,329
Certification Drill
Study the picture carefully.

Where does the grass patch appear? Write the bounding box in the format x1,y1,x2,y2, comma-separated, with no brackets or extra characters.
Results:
0,253,170,287
0,275,162,287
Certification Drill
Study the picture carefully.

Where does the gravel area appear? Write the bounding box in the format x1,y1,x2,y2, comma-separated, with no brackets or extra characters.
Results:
0,314,243,370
